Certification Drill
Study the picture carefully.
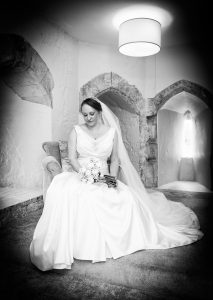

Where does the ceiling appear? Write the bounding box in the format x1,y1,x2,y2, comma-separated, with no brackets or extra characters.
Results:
1,0,211,50
43,0,209,48
161,92,208,117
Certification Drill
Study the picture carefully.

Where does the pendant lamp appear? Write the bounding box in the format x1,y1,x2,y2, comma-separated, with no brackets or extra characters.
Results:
119,18,161,57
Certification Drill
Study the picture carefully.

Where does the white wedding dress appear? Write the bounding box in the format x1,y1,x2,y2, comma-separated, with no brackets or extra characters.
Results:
30,125,203,271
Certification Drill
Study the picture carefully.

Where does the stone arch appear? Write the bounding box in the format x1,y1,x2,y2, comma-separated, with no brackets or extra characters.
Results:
0,33,54,107
79,72,144,113
153,79,213,113
79,72,150,185
149,79,213,189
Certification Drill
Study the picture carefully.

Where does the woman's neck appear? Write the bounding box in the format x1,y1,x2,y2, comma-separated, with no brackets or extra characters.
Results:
85,119,103,131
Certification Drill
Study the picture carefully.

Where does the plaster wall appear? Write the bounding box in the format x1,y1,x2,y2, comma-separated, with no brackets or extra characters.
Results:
78,42,145,97
13,18,79,141
194,109,212,189
78,42,211,109
157,109,184,186
145,45,211,98
156,45,211,95
1,18,80,191
0,81,51,189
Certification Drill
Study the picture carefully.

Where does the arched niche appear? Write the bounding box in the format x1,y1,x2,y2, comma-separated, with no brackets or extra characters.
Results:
151,80,213,190
79,72,149,184
0,33,54,107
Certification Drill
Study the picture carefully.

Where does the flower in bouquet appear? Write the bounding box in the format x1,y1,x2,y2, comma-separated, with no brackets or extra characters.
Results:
79,158,102,184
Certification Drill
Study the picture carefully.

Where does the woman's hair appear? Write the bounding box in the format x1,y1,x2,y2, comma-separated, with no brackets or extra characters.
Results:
80,98,102,112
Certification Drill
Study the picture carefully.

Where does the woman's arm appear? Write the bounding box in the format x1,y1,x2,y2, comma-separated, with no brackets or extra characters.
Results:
68,128,81,172
109,131,119,178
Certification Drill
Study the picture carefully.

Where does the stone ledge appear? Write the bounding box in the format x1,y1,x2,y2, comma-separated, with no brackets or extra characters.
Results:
156,188,213,198
0,195,43,228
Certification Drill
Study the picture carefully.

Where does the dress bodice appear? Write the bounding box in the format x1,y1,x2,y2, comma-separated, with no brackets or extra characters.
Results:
74,125,115,172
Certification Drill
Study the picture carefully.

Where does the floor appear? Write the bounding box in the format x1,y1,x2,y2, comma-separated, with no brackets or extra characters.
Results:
0,188,212,299
158,181,211,193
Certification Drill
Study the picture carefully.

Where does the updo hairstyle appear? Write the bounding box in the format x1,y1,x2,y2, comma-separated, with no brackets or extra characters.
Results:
80,98,102,112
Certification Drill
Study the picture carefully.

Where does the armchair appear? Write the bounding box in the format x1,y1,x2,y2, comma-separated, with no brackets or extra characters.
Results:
42,139,111,200
42,141,72,200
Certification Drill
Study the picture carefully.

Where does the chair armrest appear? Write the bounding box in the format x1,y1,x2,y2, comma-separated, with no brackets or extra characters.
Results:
47,161,62,177
42,141,61,165
42,156,62,178
42,156,62,202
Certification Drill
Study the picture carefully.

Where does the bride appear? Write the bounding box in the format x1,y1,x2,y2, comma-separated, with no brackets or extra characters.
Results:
30,97,203,271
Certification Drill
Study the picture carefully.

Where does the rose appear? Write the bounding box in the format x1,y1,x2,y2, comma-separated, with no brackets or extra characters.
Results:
91,168,99,176
95,160,102,169
87,161,95,169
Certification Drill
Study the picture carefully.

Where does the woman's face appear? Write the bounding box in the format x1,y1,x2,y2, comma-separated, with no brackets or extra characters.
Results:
81,104,100,127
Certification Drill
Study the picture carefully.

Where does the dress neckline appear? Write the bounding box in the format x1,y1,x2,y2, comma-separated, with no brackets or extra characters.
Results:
77,125,112,141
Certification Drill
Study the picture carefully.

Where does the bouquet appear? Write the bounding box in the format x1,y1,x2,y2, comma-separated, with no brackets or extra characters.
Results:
78,158,102,184
79,158,117,188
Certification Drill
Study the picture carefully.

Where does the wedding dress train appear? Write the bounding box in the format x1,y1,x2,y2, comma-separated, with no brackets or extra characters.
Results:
30,125,203,271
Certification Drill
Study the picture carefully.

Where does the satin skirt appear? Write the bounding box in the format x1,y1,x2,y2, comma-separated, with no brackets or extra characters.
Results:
30,172,203,271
